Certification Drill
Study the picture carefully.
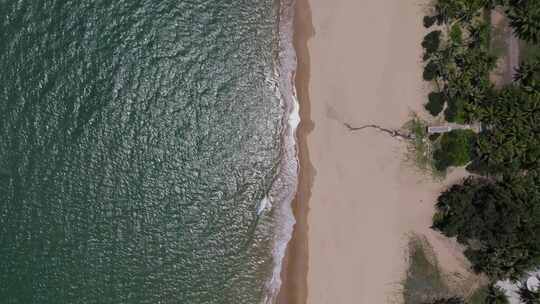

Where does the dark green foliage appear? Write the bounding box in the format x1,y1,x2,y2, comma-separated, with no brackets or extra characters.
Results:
424,15,438,28
514,58,540,89
435,0,494,24
433,130,476,171
518,278,540,304
484,284,509,304
506,1,540,44
423,31,442,56
521,42,540,62
473,88,540,174
450,24,463,45
429,133,442,142
465,158,492,175
425,92,445,116
433,175,540,279
424,61,441,81
444,97,466,123
419,3,497,126
425,20,496,122
426,0,540,290
467,21,492,49
449,44,497,102
422,297,465,304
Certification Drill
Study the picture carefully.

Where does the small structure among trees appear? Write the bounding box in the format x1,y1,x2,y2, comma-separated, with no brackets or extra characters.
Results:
427,123,481,135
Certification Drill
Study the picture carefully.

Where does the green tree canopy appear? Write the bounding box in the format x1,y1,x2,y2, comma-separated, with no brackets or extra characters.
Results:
424,60,442,81
424,15,439,28
444,97,467,123
472,87,540,174
435,0,494,23
423,31,443,58
425,92,446,116
506,0,540,44
514,57,540,90
434,130,476,171
450,24,463,45
433,175,540,279
485,284,510,304
424,20,496,123
427,0,540,292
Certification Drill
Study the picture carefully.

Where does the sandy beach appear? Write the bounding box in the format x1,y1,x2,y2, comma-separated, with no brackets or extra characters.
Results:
278,0,477,303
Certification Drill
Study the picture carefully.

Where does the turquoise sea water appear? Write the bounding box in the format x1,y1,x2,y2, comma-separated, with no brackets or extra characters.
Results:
0,1,298,303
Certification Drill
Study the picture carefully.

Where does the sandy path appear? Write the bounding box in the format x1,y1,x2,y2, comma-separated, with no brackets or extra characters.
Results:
491,8,520,87
278,0,476,303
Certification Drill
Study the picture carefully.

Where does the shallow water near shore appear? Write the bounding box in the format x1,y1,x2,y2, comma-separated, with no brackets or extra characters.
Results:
0,1,297,303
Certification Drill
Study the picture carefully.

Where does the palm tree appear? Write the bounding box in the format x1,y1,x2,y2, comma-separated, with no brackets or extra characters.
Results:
506,1,540,43
485,284,509,304
514,59,540,89
435,0,492,24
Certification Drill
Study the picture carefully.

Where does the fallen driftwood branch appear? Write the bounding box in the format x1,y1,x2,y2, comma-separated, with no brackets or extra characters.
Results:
344,122,413,140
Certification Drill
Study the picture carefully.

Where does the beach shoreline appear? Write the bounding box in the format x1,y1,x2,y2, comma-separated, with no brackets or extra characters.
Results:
278,1,480,303
276,0,313,302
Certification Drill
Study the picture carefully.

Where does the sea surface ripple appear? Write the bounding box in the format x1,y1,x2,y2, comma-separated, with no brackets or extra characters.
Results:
0,1,291,303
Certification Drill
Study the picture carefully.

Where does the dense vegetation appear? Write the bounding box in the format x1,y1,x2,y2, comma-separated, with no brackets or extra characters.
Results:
483,285,510,304
423,297,465,304
472,87,540,175
420,0,540,300
434,130,476,171
433,175,540,279
423,0,496,125
505,0,540,44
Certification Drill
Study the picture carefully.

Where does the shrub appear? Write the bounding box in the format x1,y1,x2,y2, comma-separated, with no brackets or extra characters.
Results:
433,175,540,280
425,92,445,116
468,21,491,49
514,58,540,88
465,158,491,175
429,133,441,142
449,24,463,45
506,2,540,44
444,98,466,123
435,0,490,23
422,31,442,55
424,61,440,81
433,130,476,171
423,15,438,28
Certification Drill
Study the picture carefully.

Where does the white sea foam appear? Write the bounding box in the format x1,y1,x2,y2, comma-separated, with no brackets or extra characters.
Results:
257,196,272,215
263,0,300,302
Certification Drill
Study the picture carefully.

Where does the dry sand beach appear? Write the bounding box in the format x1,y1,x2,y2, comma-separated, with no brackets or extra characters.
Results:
279,0,478,303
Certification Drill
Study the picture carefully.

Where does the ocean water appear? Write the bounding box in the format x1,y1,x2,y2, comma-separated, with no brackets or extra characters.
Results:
0,1,299,303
